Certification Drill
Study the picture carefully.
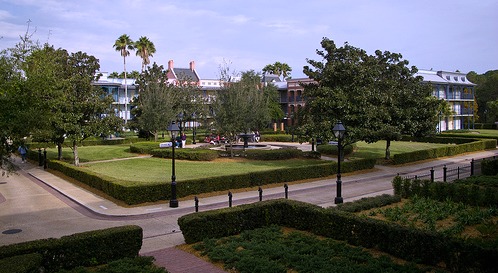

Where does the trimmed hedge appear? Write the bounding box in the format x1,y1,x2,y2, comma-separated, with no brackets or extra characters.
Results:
392,138,496,165
0,225,142,272
481,158,498,175
316,143,354,156
151,147,219,161
178,199,497,273
333,194,401,213
47,157,375,205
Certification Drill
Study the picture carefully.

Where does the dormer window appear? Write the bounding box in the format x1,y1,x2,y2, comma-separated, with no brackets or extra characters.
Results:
454,76,458,81
461,77,466,82
446,76,450,80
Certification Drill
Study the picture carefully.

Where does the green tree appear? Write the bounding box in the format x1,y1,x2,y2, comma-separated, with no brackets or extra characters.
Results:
303,38,439,159
135,36,156,73
49,51,121,166
0,24,40,174
262,61,292,80
108,71,119,78
467,70,498,123
113,34,135,125
131,63,180,141
212,69,271,156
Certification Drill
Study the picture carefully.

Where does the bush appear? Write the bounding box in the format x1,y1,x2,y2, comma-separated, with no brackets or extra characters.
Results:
316,143,354,156
0,225,143,272
178,199,498,273
481,158,498,175
333,194,401,213
244,147,302,160
151,147,219,161
0,253,43,273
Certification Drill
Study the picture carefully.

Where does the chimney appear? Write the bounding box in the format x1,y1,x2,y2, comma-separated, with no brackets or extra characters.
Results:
190,61,195,71
168,60,174,71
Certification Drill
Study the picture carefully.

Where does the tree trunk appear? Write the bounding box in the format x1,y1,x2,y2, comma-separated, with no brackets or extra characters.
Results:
124,56,128,125
57,143,63,160
154,130,158,142
73,140,80,167
385,139,391,160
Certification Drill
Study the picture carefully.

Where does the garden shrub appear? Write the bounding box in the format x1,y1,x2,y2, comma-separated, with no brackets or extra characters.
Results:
0,225,143,272
178,199,498,273
481,158,498,175
244,147,302,160
392,176,498,207
0,253,43,273
333,194,401,213
150,147,219,161
316,143,354,156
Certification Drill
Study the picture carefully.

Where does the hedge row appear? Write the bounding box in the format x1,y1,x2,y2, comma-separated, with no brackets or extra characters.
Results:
481,158,498,175
178,199,497,273
0,225,142,273
392,176,498,207
47,157,375,205
392,138,496,165
151,147,219,161
316,143,354,156
28,137,145,150
333,194,402,213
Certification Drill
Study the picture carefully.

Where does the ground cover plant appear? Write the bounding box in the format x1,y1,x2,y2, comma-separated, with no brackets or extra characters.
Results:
189,225,441,273
357,195,498,242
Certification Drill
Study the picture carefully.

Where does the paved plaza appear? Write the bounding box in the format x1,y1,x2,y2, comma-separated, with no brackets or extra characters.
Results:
1,142,496,272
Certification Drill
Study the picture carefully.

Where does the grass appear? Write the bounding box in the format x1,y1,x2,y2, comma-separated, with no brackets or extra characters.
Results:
83,157,328,183
350,140,453,160
43,145,139,163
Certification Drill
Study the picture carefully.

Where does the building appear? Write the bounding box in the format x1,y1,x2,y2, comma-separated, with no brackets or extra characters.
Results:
93,72,137,122
416,70,476,131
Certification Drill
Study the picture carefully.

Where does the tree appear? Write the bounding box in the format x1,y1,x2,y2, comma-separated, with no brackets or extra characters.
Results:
135,36,156,73
467,70,498,123
212,69,271,156
113,34,135,125
303,38,440,159
0,23,41,174
262,61,292,81
42,51,121,166
131,63,181,141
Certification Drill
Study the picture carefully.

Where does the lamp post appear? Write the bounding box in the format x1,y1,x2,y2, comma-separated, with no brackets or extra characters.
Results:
332,121,347,204
167,121,180,208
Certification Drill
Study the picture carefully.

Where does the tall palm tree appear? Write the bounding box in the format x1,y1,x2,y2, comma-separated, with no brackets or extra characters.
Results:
135,36,156,73
113,34,135,124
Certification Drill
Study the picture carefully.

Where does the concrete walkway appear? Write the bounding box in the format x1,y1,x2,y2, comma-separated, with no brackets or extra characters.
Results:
1,142,497,272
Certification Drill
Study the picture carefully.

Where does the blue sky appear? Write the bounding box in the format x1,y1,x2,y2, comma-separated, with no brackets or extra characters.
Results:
1,0,496,79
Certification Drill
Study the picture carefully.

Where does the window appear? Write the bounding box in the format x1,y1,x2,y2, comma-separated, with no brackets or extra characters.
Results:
461,77,465,82
454,76,458,81
446,75,450,80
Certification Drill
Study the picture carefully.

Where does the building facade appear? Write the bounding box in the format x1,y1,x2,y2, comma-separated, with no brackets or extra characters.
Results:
416,70,476,131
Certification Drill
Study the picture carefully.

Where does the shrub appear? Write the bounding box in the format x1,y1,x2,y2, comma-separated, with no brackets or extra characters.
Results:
244,147,302,160
316,143,354,156
481,158,498,175
333,194,401,213
0,225,143,272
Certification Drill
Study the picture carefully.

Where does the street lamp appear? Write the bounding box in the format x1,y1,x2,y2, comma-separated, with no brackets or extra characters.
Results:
167,121,180,208
332,121,347,204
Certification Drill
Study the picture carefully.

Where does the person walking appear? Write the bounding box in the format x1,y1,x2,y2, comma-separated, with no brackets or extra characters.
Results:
18,145,27,163
181,133,187,148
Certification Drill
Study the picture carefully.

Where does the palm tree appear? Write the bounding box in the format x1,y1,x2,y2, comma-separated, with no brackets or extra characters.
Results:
135,36,156,73
113,34,135,124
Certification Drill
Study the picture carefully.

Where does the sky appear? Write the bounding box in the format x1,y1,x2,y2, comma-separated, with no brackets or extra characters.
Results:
1,0,497,79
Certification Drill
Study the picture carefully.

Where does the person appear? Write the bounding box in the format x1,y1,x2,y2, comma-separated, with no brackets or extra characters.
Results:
181,133,187,148
18,145,27,163
255,131,261,143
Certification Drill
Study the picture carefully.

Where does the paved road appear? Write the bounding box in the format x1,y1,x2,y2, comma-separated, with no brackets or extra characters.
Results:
1,144,496,272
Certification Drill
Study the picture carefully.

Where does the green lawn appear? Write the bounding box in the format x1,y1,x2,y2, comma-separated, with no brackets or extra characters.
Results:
43,145,139,162
46,140,459,183
84,157,327,184
350,140,453,160
442,129,498,138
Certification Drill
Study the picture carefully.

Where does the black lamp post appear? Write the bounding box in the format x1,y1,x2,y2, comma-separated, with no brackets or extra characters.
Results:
192,113,197,144
168,121,180,208
332,121,347,204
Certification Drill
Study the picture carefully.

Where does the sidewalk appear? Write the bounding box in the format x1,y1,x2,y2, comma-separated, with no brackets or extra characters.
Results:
6,144,498,273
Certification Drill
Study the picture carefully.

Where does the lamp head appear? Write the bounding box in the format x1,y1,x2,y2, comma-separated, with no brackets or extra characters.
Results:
168,121,180,139
332,121,347,139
